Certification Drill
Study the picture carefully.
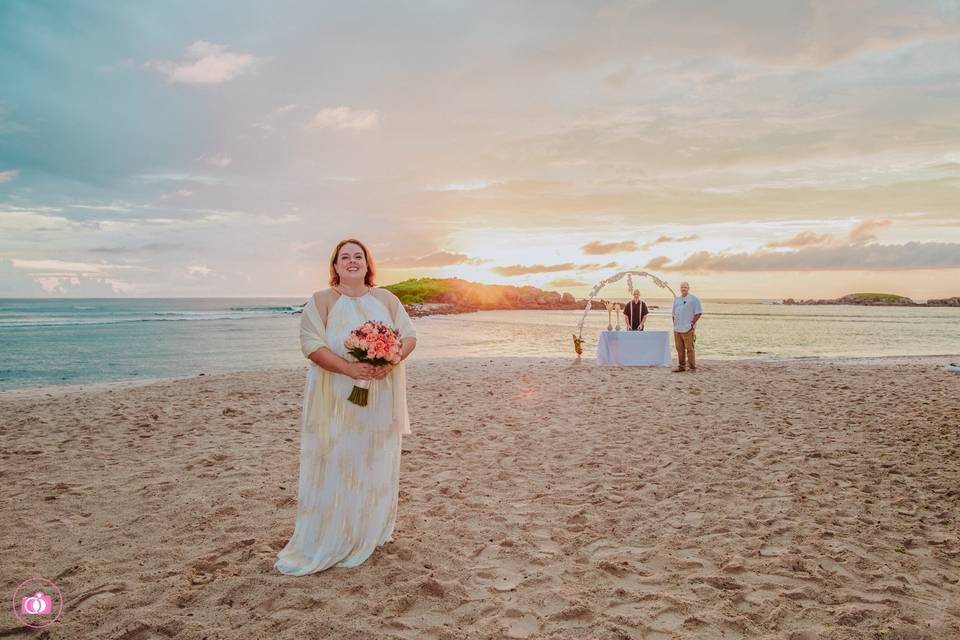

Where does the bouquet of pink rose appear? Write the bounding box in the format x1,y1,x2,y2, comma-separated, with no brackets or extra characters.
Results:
344,320,403,406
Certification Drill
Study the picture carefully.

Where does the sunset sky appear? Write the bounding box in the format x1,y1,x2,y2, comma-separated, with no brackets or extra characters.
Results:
2,1,959,299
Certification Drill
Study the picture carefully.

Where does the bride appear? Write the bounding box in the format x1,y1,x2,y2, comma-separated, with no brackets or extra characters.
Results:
274,238,417,575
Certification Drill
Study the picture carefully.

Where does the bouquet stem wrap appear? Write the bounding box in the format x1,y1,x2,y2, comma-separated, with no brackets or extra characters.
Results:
348,379,371,406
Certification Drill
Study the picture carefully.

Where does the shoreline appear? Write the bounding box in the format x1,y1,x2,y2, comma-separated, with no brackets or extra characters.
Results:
408,302,960,317
2,352,957,400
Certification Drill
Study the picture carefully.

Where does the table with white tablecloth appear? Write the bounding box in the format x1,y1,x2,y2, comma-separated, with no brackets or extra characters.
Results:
597,330,672,366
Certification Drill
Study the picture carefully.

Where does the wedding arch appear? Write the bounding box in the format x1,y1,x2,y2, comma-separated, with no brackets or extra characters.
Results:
572,270,677,355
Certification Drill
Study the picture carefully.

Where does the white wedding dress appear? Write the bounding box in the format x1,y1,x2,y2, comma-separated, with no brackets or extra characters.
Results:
274,291,409,575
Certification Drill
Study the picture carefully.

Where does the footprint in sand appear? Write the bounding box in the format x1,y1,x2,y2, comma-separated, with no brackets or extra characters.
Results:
607,598,653,621
68,581,129,610
648,607,684,633
503,613,541,639
468,556,531,596
187,559,226,585
528,528,561,556
472,567,524,592
185,537,257,584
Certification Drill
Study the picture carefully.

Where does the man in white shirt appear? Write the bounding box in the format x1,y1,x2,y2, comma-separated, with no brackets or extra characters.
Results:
671,281,702,372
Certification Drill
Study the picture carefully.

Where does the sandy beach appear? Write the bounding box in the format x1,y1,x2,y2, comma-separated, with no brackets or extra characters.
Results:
2,357,959,639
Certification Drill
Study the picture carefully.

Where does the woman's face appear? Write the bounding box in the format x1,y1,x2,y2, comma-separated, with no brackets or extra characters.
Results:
335,242,367,281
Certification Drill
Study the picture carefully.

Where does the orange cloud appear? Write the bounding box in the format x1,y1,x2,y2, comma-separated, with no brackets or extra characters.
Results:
765,219,892,249
644,256,672,270
493,263,578,276
848,219,892,244
764,231,833,249
578,261,619,271
641,234,699,250
493,261,617,276
581,240,639,255
381,250,483,268
547,278,587,287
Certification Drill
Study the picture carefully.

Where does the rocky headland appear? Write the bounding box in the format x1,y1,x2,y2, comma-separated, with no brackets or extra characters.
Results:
782,293,960,307
385,278,613,318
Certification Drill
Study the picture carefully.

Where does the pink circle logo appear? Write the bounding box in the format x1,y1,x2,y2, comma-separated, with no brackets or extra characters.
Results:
11,577,63,629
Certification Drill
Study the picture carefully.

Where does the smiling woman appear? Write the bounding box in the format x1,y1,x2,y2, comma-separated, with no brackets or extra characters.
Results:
274,237,418,576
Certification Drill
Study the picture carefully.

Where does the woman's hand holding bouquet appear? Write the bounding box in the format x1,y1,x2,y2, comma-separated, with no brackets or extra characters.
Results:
344,320,402,406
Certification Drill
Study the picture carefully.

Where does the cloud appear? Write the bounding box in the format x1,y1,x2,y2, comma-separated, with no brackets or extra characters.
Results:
137,172,221,184
186,264,212,278
494,263,578,276
253,104,299,131
8,258,143,295
546,278,587,288
0,259,50,295
644,256,673,271
764,231,833,249
160,189,194,200
849,219,892,244
0,169,19,183
493,261,618,276
0,211,69,232
579,261,619,271
427,180,505,192
34,275,81,294
198,153,232,168
89,243,182,254
306,107,379,131
11,258,118,273
71,203,134,212
582,240,639,255
588,2,960,67
640,234,700,250
250,213,300,225
646,242,960,272
31,275,134,295
145,41,257,85
764,219,892,249
382,250,483,268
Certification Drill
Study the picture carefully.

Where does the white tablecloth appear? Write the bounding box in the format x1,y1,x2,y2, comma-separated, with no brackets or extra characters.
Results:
597,330,671,366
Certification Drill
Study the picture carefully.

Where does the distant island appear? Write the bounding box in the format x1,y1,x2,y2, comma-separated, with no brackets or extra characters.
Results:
384,278,600,317
783,293,960,307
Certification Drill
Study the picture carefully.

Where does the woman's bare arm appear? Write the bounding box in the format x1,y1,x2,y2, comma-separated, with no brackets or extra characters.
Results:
400,337,417,361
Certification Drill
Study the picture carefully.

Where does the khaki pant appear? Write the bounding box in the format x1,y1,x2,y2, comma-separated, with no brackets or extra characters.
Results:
674,329,696,370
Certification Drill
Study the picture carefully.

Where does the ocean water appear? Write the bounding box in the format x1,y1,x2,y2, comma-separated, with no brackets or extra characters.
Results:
0,298,957,391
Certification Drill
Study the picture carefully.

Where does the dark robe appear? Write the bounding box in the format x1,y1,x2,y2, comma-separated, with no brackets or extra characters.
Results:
624,300,648,330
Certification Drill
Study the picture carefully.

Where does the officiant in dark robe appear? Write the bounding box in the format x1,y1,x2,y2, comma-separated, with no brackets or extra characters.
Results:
623,289,649,331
